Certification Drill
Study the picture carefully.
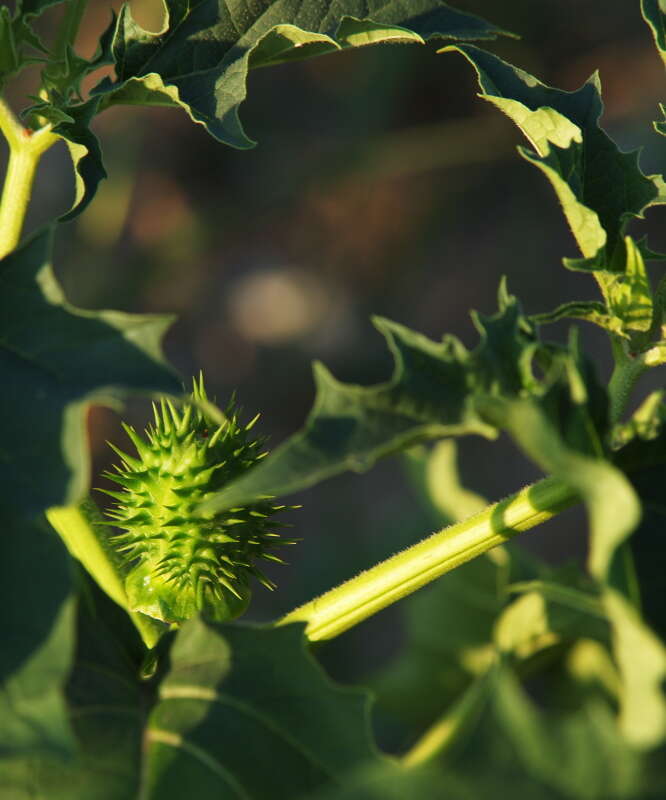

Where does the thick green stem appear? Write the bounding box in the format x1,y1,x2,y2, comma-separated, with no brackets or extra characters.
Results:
277,476,578,641
0,98,58,259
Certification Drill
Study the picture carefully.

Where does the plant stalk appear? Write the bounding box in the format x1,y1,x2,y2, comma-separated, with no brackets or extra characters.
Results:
52,0,90,63
0,98,58,259
277,476,578,641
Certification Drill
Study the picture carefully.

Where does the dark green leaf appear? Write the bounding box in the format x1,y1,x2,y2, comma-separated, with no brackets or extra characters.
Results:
492,666,644,798
0,7,20,83
31,97,108,221
642,0,666,68
3,573,150,800
201,312,501,516
17,0,66,17
41,12,116,103
53,98,106,221
201,282,643,584
9,0,67,69
201,286,638,586
0,514,75,761
93,0,511,148
143,620,382,798
302,762,450,800
444,45,663,273
0,227,180,517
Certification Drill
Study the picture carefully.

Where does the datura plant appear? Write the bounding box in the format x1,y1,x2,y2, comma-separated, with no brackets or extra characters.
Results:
3,1,666,799
101,377,295,624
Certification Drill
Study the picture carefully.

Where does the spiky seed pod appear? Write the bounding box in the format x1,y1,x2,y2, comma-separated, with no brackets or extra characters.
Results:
100,376,296,624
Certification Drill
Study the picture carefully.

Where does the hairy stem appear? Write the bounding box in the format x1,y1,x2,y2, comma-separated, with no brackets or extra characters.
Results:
277,476,578,641
0,98,58,259
0,96,23,147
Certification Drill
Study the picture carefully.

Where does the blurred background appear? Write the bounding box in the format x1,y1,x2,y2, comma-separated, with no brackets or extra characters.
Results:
3,0,665,735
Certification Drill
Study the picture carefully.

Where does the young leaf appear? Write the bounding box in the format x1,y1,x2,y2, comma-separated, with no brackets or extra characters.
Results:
143,620,383,798
0,7,21,84
1,1,65,85
531,300,626,337
444,45,664,273
92,0,511,149
606,237,654,335
34,97,108,221
0,227,180,517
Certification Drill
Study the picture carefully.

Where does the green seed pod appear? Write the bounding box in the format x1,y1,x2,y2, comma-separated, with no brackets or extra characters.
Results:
100,376,295,624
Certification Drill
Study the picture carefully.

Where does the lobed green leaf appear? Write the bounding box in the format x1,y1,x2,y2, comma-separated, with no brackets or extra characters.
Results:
442,45,663,275
201,285,639,582
143,620,383,798
0,227,180,517
642,0,666,68
92,0,511,149
0,515,76,763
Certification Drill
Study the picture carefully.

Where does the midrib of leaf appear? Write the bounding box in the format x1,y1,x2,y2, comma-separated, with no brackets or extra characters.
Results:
153,686,342,783
0,337,63,377
147,729,250,799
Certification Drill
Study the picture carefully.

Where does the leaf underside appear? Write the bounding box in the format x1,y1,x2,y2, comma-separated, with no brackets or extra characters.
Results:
34,0,511,218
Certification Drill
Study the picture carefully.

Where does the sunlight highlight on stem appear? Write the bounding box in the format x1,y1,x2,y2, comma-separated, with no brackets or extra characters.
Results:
277,476,578,641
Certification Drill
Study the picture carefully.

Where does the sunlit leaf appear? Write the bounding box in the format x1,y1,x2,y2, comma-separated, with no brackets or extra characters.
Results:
444,45,663,274
642,0,666,68
603,588,666,748
93,0,511,148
